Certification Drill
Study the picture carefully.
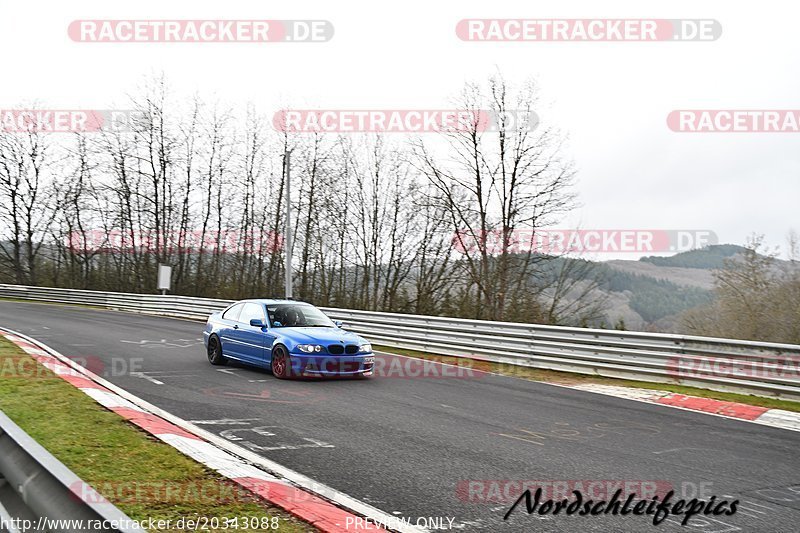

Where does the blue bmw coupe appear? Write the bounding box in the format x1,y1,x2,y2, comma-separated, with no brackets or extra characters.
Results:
203,299,374,378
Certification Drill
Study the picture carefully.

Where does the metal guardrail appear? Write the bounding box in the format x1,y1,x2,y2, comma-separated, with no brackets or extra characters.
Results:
0,410,142,533
1,283,798,401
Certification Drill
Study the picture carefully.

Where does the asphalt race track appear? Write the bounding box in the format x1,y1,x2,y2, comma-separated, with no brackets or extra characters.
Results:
2,300,799,532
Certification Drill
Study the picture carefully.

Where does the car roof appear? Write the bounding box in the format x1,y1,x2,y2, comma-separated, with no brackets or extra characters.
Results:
235,298,310,305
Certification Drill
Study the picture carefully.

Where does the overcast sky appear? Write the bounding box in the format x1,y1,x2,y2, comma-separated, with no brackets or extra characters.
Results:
1,1,797,261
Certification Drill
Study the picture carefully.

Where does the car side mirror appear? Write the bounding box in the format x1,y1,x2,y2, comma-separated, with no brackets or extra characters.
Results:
334,320,343,328
250,318,267,328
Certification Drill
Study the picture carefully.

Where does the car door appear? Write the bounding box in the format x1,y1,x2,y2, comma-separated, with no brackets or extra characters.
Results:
235,302,269,364
218,303,245,359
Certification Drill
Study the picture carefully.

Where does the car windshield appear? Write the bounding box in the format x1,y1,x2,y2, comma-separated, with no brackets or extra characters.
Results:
267,303,335,328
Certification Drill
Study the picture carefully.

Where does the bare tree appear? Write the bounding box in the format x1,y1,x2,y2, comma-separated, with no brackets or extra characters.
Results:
412,75,578,321
0,123,54,285
682,234,800,343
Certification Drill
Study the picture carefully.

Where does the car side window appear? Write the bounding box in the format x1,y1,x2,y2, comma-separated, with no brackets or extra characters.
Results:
239,302,265,325
222,303,243,321
267,305,281,327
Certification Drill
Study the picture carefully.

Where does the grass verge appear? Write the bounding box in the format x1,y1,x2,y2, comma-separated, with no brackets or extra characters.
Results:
374,344,800,413
0,337,314,532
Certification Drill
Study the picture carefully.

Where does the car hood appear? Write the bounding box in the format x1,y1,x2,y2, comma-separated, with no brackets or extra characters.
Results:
279,327,367,345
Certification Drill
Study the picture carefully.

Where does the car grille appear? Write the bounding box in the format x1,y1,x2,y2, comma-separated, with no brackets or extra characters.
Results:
326,344,360,356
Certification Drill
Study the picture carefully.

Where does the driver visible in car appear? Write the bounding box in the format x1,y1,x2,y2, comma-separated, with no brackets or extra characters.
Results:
283,307,300,327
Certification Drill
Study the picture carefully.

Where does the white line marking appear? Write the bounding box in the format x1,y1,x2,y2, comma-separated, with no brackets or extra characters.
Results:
220,429,246,441
190,418,261,426
158,433,283,480
133,371,197,378
303,438,336,448
241,438,336,452
652,447,708,455
130,372,164,385
252,426,279,437
221,427,280,441
120,339,201,348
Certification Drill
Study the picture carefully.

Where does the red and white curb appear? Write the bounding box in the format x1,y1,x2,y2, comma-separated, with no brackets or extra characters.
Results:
570,383,800,432
0,329,425,533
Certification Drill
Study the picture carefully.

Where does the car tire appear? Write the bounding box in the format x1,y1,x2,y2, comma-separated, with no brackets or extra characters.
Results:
271,345,292,379
207,335,227,366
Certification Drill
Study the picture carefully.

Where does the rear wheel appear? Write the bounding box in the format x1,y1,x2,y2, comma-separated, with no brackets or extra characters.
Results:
207,335,227,366
271,345,292,379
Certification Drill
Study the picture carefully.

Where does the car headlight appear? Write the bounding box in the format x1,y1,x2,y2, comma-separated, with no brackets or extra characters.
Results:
358,343,372,353
296,344,323,353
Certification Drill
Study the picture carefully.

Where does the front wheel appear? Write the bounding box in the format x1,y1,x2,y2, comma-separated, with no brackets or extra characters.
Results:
207,335,227,366
271,345,293,379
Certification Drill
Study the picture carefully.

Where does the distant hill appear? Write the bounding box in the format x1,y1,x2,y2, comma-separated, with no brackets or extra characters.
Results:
596,266,712,325
638,244,747,269
550,245,760,331
603,260,714,290
584,244,785,331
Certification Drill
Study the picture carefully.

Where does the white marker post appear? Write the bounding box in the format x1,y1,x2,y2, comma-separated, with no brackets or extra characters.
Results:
157,264,172,295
